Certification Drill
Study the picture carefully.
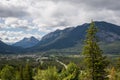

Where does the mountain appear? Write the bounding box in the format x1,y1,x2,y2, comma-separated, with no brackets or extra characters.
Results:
35,27,74,47
0,40,23,54
28,21,120,54
13,36,39,48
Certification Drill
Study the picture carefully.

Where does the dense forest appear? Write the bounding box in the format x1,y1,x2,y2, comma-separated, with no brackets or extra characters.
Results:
0,22,120,80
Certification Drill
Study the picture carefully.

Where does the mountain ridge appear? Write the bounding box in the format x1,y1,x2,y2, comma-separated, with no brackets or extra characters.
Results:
12,36,39,48
27,21,120,54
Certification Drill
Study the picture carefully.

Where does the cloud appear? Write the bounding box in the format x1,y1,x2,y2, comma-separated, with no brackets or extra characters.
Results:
58,0,120,10
1,0,120,27
5,17,18,25
2,17,36,31
0,31,41,43
29,0,120,28
0,5,29,18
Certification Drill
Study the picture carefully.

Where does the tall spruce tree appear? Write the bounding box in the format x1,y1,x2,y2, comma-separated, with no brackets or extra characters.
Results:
23,63,33,80
82,21,109,80
15,66,23,80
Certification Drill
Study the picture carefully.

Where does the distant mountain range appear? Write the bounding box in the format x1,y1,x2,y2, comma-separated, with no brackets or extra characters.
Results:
0,36,39,54
27,21,120,54
0,21,120,54
13,36,39,48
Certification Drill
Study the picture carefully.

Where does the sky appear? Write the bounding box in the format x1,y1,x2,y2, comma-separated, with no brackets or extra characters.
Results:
0,0,120,43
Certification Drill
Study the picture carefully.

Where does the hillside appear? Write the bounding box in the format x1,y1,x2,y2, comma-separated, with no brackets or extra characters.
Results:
28,21,120,54
0,40,23,54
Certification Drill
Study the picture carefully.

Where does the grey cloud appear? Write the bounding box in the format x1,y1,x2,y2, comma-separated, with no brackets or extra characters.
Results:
52,0,120,25
0,38,2,40
0,5,29,18
5,38,9,40
18,26,33,30
69,0,120,11
35,0,120,27
50,0,120,11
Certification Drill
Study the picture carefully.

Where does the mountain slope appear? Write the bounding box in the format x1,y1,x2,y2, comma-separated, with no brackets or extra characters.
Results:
29,21,120,54
13,36,39,48
0,40,23,54
35,27,74,47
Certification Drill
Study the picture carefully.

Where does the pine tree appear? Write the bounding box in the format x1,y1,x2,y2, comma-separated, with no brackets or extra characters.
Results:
23,63,33,80
15,66,23,80
82,21,109,80
19,65,23,80
15,71,22,80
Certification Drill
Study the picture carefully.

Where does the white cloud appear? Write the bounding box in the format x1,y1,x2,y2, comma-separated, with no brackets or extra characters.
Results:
5,17,18,25
0,31,41,43
3,17,35,30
